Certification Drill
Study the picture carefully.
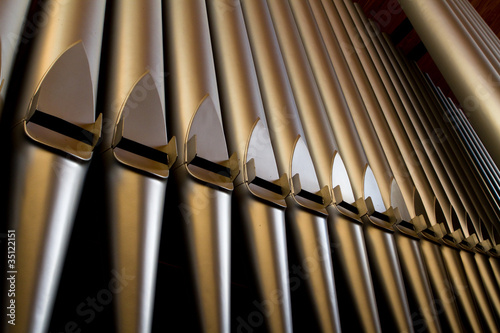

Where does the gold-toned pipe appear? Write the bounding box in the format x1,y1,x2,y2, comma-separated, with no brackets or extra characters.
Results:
385,33,500,224
445,0,500,72
445,99,500,190
313,2,463,331
163,1,238,331
0,0,31,116
455,0,500,59
99,1,176,332
438,245,483,332
366,16,487,233
325,0,446,229
407,60,500,221
346,0,466,234
285,1,427,332
491,257,500,291
352,5,498,331
240,0,341,331
383,38,500,326
206,1,293,331
307,0,442,331
430,85,500,211
3,1,106,332
459,248,500,330
473,234,500,322
332,0,484,330
273,0,414,330
398,0,500,169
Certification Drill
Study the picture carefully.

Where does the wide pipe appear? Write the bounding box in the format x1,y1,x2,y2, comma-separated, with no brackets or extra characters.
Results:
398,0,500,168
0,0,31,116
3,1,106,332
99,1,175,332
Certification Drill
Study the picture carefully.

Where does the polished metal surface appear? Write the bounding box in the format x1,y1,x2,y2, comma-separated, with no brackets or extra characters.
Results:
2,0,500,331
100,1,173,332
0,0,30,116
3,1,106,333
163,1,235,331
399,0,500,168
206,0,292,331
240,0,340,331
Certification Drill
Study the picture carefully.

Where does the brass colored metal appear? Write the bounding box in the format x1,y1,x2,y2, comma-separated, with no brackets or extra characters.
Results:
281,1,420,332
444,0,500,74
206,0,292,331
355,8,498,330
100,1,175,332
381,31,500,225
491,258,500,291
407,60,500,222
445,98,500,195
318,0,439,228
3,1,106,333
364,15,484,233
240,0,341,331
394,229,443,333
345,0,465,234
429,82,500,214
455,0,500,58
419,238,465,332
440,245,484,332
460,249,500,331
398,0,500,168
270,0,409,331
163,1,236,331
0,0,30,115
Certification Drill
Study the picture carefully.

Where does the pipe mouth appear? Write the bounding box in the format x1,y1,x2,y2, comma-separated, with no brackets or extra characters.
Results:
413,187,429,224
434,198,446,227
363,165,385,212
23,41,101,160
111,72,176,178
450,208,461,233
390,179,411,222
465,214,476,239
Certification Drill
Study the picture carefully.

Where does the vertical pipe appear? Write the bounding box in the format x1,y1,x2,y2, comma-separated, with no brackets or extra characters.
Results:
240,0,341,331
206,0,293,331
4,1,106,332
0,0,31,116
398,0,500,168
283,1,420,332
100,1,175,332
163,1,237,331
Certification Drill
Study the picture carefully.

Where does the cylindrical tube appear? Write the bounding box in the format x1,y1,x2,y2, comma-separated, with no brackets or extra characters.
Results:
0,0,31,115
206,0,292,331
4,1,106,332
241,0,341,331
163,1,237,331
398,0,500,168
100,1,174,332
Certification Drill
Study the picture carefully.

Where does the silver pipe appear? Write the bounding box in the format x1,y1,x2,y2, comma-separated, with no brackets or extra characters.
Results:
240,0,341,331
0,0,31,116
398,0,500,169
446,0,500,68
206,1,293,331
3,1,106,332
163,1,237,331
99,1,176,332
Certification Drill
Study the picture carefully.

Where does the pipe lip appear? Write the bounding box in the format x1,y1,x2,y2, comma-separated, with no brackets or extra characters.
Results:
23,42,101,160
